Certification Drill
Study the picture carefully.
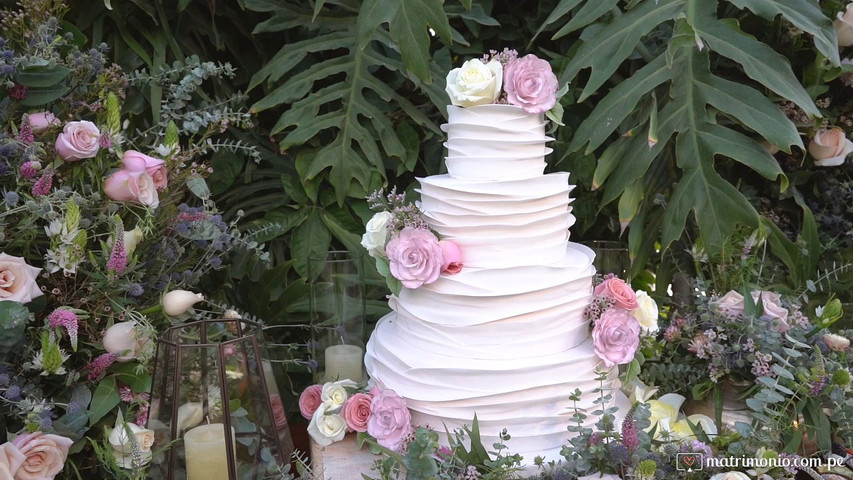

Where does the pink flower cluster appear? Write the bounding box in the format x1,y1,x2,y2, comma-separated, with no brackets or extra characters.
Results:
590,277,641,367
299,383,413,452
0,432,73,480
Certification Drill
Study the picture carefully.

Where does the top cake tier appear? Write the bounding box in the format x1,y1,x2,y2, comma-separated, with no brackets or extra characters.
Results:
442,104,552,181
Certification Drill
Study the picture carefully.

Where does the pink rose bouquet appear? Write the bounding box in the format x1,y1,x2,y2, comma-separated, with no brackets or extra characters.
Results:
385,227,444,289
367,389,413,452
503,54,559,114
592,308,641,367
54,120,101,161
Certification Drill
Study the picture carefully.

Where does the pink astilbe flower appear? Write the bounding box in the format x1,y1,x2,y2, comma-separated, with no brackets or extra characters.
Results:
119,384,134,402
31,170,53,196
107,235,127,274
621,411,638,451
18,114,34,144
48,308,79,351
20,160,41,179
85,352,117,380
135,403,150,427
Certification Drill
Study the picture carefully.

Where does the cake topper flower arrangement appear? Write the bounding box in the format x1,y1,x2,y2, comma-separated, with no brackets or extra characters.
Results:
361,188,462,295
445,48,569,125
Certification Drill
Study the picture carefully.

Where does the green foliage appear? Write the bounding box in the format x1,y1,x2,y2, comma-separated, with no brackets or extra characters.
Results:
0,302,30,361
555,0,836,260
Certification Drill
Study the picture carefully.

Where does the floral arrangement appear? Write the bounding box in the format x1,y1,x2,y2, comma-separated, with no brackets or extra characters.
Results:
585,274,658,370
0,1,267,478
298,380,413,452
361,188,462,295
445,48,567,124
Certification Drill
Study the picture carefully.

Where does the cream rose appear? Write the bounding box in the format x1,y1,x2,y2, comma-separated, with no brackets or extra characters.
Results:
808,127,853,167
836,4,853,47
108,423,155,454
631,290,659,333
445,59,503,107
10,432,73,480
307,403,347,446
361,211,393,258
0,253,43,304
321,379,357,409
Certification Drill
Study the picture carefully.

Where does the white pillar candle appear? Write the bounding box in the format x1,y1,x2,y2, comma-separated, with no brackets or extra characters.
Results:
184,423,236,480
324,344,364,382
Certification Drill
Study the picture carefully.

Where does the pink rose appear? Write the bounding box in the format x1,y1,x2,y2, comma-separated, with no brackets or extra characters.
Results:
299,384,323,420
54,120,100,161
269,394,289,430
0,253,43,304
121,150,168,190
824,333,851,352
808,127,853,167
10,432,73,480
367,389,412,452
503,54,559,114
713,290,744,317
385,227,444,289
592,308,641,368
103,170,159,208
750,291,789,331
27,112,58,133
438,240,463,274
0,443,25,480
593,277,638,310
343,392,373,432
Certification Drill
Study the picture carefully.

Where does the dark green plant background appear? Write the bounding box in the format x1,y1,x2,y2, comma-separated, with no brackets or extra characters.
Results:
15,0,852,385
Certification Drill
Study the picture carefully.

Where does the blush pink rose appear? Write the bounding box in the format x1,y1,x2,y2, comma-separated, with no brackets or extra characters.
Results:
27,112,58,133
808,127,853,167
367,389,412,452
438,240,463,274
268,394,289,430
503,54,559,114
712,290,744,317
10,432,73,480
0,442,25,480
103,170,159,208
594,277,638,310
54,120,100,161
343,392,373,432
0,253,43,304
121,150,168,190
299,384,323,420
751,290,789,331
592,308,641,368
385,227,444,289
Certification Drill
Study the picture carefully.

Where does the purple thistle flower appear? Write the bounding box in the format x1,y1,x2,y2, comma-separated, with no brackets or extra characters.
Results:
621,411,639,451
20,160,41,179
31,170,53,196
107,235,127,274
48,308,79,351
18,115,34,144
86,352,117,380
4,385,21,401
98,132,112,149
609,443,630,465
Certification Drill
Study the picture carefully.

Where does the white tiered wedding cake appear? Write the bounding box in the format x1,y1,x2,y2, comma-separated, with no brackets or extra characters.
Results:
364,96,622,461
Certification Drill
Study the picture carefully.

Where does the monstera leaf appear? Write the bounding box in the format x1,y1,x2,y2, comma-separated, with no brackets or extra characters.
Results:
557,0,834,254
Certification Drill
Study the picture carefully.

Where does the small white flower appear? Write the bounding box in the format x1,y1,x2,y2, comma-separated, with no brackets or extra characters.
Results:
161,289,204,316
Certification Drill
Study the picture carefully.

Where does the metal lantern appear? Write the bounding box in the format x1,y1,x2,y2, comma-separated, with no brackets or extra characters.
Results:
147,319,293,480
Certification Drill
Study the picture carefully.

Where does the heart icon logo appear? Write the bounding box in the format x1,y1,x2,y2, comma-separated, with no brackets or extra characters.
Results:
676,453,703,471
683,456,694,467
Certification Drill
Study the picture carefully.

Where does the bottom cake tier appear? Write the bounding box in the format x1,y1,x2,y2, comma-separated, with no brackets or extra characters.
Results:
365,312,625,462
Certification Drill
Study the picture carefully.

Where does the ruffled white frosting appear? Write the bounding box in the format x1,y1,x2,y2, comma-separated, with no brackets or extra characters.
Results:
364,104,621,463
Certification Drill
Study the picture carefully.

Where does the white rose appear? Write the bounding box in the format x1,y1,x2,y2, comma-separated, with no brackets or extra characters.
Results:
321,379,357,409
307,403,347,446
109,422,155,454
631,290,659,333
836,4,853,47
360,211,393,258
103,321,149,362
445,59,503,107
710,472,750,480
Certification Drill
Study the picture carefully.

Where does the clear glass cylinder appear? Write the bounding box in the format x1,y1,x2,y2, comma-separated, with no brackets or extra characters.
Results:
147,319,291,480
585,240,631,277
309,250,366,383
